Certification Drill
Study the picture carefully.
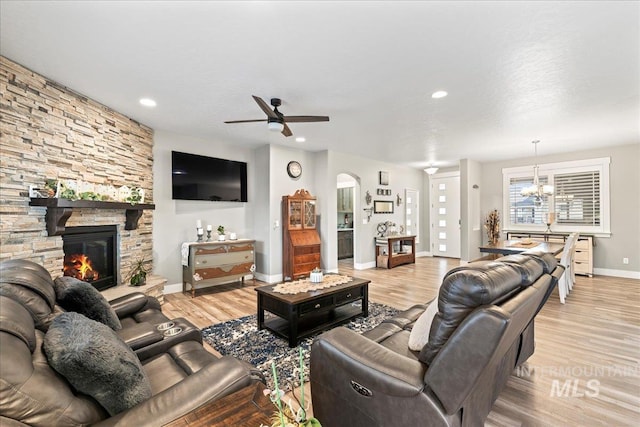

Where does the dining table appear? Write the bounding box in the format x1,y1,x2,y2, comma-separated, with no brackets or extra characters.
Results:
478,239,565,256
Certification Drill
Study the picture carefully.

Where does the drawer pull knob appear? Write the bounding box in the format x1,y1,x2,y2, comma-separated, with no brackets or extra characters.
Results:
346,293,352,298
314,303,321,309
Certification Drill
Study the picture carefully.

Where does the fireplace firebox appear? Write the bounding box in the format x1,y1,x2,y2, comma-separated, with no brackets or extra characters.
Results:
62,225,118,291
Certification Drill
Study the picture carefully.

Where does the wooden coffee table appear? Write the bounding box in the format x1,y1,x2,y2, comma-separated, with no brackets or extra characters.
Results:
256,276,370,347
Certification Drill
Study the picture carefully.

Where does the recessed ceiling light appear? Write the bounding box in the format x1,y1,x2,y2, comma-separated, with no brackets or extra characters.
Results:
295,137,306,143
139,98,157,107
431,91,448,99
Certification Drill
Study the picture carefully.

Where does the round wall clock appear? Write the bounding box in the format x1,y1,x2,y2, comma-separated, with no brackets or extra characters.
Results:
287,161,302,178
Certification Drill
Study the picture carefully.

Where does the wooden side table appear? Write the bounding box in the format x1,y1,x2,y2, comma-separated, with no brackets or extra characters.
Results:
164,382,272,427
375,235,416,269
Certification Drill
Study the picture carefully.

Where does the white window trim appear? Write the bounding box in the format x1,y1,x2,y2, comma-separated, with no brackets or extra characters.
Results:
502,157,610,237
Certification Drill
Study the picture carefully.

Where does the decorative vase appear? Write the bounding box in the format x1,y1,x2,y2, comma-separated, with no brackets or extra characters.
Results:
218,234,226,241
310,270,323,283
484,210,501,246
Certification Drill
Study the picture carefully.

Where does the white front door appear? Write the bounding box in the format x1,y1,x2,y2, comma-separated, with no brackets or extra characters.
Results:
430,173,461,258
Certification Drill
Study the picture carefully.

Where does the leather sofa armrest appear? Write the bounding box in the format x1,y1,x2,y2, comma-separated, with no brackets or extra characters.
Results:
92,356,259,427
108,293,149,318
311,327,426,397
0,416,31,427
116,322,164,350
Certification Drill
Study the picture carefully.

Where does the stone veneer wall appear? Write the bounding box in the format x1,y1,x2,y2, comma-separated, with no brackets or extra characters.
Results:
0,56,154,283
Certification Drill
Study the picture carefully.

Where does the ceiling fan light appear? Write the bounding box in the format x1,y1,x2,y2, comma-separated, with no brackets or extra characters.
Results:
268,120,284,132
424,166,439,175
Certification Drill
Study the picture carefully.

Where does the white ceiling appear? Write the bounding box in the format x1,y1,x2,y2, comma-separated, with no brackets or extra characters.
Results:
1,1,638,169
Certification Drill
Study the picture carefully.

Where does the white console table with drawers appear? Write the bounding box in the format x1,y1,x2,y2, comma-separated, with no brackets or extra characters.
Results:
506,232,594,277
182,239,256,297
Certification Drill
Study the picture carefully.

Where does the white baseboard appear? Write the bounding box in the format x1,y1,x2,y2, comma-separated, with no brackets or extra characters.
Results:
163,282,183,294
253,272,282,284
416,251,431,257
354,261,376,270
593,268,640,279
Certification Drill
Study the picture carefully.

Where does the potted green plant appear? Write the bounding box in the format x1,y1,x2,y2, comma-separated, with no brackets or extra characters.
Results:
127,257,151,286
217,225,226,241
126,187,143,205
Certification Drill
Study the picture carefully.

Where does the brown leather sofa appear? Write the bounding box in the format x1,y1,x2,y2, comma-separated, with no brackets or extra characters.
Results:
310,253,563,427
0,260,265,426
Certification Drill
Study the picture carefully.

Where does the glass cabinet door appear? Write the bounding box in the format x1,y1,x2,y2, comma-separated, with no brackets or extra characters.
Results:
304,200,316,228
288,200,303,229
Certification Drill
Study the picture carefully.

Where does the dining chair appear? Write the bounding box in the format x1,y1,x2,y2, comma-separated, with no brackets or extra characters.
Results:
557,233,578,303
568,233,580,292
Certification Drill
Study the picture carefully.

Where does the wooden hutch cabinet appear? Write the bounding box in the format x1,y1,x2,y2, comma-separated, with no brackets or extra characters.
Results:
282,189,321,280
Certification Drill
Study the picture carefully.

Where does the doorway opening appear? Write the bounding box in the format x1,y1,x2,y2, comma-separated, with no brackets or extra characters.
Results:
430,172,461,259
337,173,357,266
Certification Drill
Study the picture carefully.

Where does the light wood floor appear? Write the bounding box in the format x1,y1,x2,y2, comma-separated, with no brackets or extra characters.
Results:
163,257,640,426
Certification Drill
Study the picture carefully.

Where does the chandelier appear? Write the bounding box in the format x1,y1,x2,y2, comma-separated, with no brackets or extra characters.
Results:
521,140,553,203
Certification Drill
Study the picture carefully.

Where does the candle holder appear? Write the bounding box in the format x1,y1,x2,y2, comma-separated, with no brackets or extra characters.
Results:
206,230,212,241
545,213,555,233
197,228,203,242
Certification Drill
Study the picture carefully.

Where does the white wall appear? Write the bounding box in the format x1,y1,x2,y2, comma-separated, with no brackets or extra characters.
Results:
252,145,271,279
460,159,482,262
152,130,256,285
323,151,426,271
480,143,640,276
264,145,318,282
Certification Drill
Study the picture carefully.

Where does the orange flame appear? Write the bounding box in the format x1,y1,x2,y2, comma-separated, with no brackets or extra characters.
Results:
64,254,100,281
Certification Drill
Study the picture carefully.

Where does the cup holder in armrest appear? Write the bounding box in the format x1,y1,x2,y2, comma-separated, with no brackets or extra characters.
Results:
156,322,175,331
163,327,183,337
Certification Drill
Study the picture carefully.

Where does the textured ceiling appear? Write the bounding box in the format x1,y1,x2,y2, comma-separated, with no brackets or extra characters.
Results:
1,1,638,169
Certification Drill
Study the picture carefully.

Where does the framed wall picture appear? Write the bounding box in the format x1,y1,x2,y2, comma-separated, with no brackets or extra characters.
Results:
379,171,389,186
373,200,394,214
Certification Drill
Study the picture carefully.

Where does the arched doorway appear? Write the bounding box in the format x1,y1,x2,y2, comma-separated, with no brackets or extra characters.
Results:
337,173,358,268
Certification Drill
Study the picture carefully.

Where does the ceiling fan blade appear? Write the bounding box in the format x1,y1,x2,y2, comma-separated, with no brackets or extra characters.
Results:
282,123,293,137
224,119,267,124
252,95,278,119
283,115,330,123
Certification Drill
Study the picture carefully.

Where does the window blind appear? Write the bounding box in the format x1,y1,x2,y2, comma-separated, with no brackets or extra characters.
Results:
508,176,550,225
554,171,600,226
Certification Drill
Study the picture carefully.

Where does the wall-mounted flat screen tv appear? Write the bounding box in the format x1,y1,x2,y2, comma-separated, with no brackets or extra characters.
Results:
172,151,248,202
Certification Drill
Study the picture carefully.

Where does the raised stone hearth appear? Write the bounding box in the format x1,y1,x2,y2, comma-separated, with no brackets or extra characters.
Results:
101,274,167,305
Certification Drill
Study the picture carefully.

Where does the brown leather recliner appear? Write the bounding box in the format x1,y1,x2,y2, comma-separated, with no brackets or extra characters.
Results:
310,253,563,427
0,259,200,360
0,295,264,426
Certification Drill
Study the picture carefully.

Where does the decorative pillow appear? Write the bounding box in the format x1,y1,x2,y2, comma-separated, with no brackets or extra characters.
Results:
43,312,152,416
54,276,122,330
408,299,438,351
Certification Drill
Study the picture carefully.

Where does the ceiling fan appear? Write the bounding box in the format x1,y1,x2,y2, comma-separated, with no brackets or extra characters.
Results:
225,95,329,137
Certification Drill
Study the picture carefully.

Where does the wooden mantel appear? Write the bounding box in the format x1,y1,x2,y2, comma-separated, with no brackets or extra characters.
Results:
29,198,156,236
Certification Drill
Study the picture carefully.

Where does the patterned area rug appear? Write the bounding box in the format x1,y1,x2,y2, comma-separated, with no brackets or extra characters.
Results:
201,301,399,389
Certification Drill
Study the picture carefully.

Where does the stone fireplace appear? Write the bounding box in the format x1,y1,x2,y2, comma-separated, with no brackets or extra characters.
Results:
0,57,154,281
62,225,118,291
